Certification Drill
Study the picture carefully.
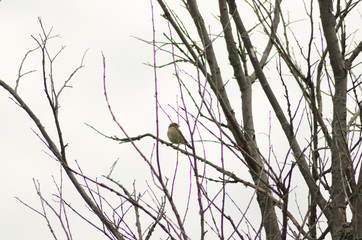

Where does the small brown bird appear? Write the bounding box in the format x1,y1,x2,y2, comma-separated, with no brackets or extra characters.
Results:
167,123,193,149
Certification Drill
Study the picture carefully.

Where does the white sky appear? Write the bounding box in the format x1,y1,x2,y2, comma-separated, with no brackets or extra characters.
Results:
0,1,158,239
0,0,360,239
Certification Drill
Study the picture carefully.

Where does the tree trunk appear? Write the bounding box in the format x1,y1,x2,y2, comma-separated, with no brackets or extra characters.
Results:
318,0,351,239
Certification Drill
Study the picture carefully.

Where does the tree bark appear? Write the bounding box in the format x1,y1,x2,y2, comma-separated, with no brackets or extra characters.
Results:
219,1,282,239
318,0,351,239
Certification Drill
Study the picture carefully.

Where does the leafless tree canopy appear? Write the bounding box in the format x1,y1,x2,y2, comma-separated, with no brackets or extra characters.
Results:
1,0,361,239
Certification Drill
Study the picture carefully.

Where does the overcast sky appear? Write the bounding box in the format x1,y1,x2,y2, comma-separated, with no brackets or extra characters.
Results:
1,0,361,239
0,1,262,238
0,1,160,239
1,1,232,239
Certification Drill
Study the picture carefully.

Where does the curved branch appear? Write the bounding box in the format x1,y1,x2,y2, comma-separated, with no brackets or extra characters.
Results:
0,79,125,240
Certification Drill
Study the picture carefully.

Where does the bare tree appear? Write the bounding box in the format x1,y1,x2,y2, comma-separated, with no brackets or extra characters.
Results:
1,0,361,239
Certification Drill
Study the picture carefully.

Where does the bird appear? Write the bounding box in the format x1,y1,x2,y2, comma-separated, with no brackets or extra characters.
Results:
167,123,193,149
